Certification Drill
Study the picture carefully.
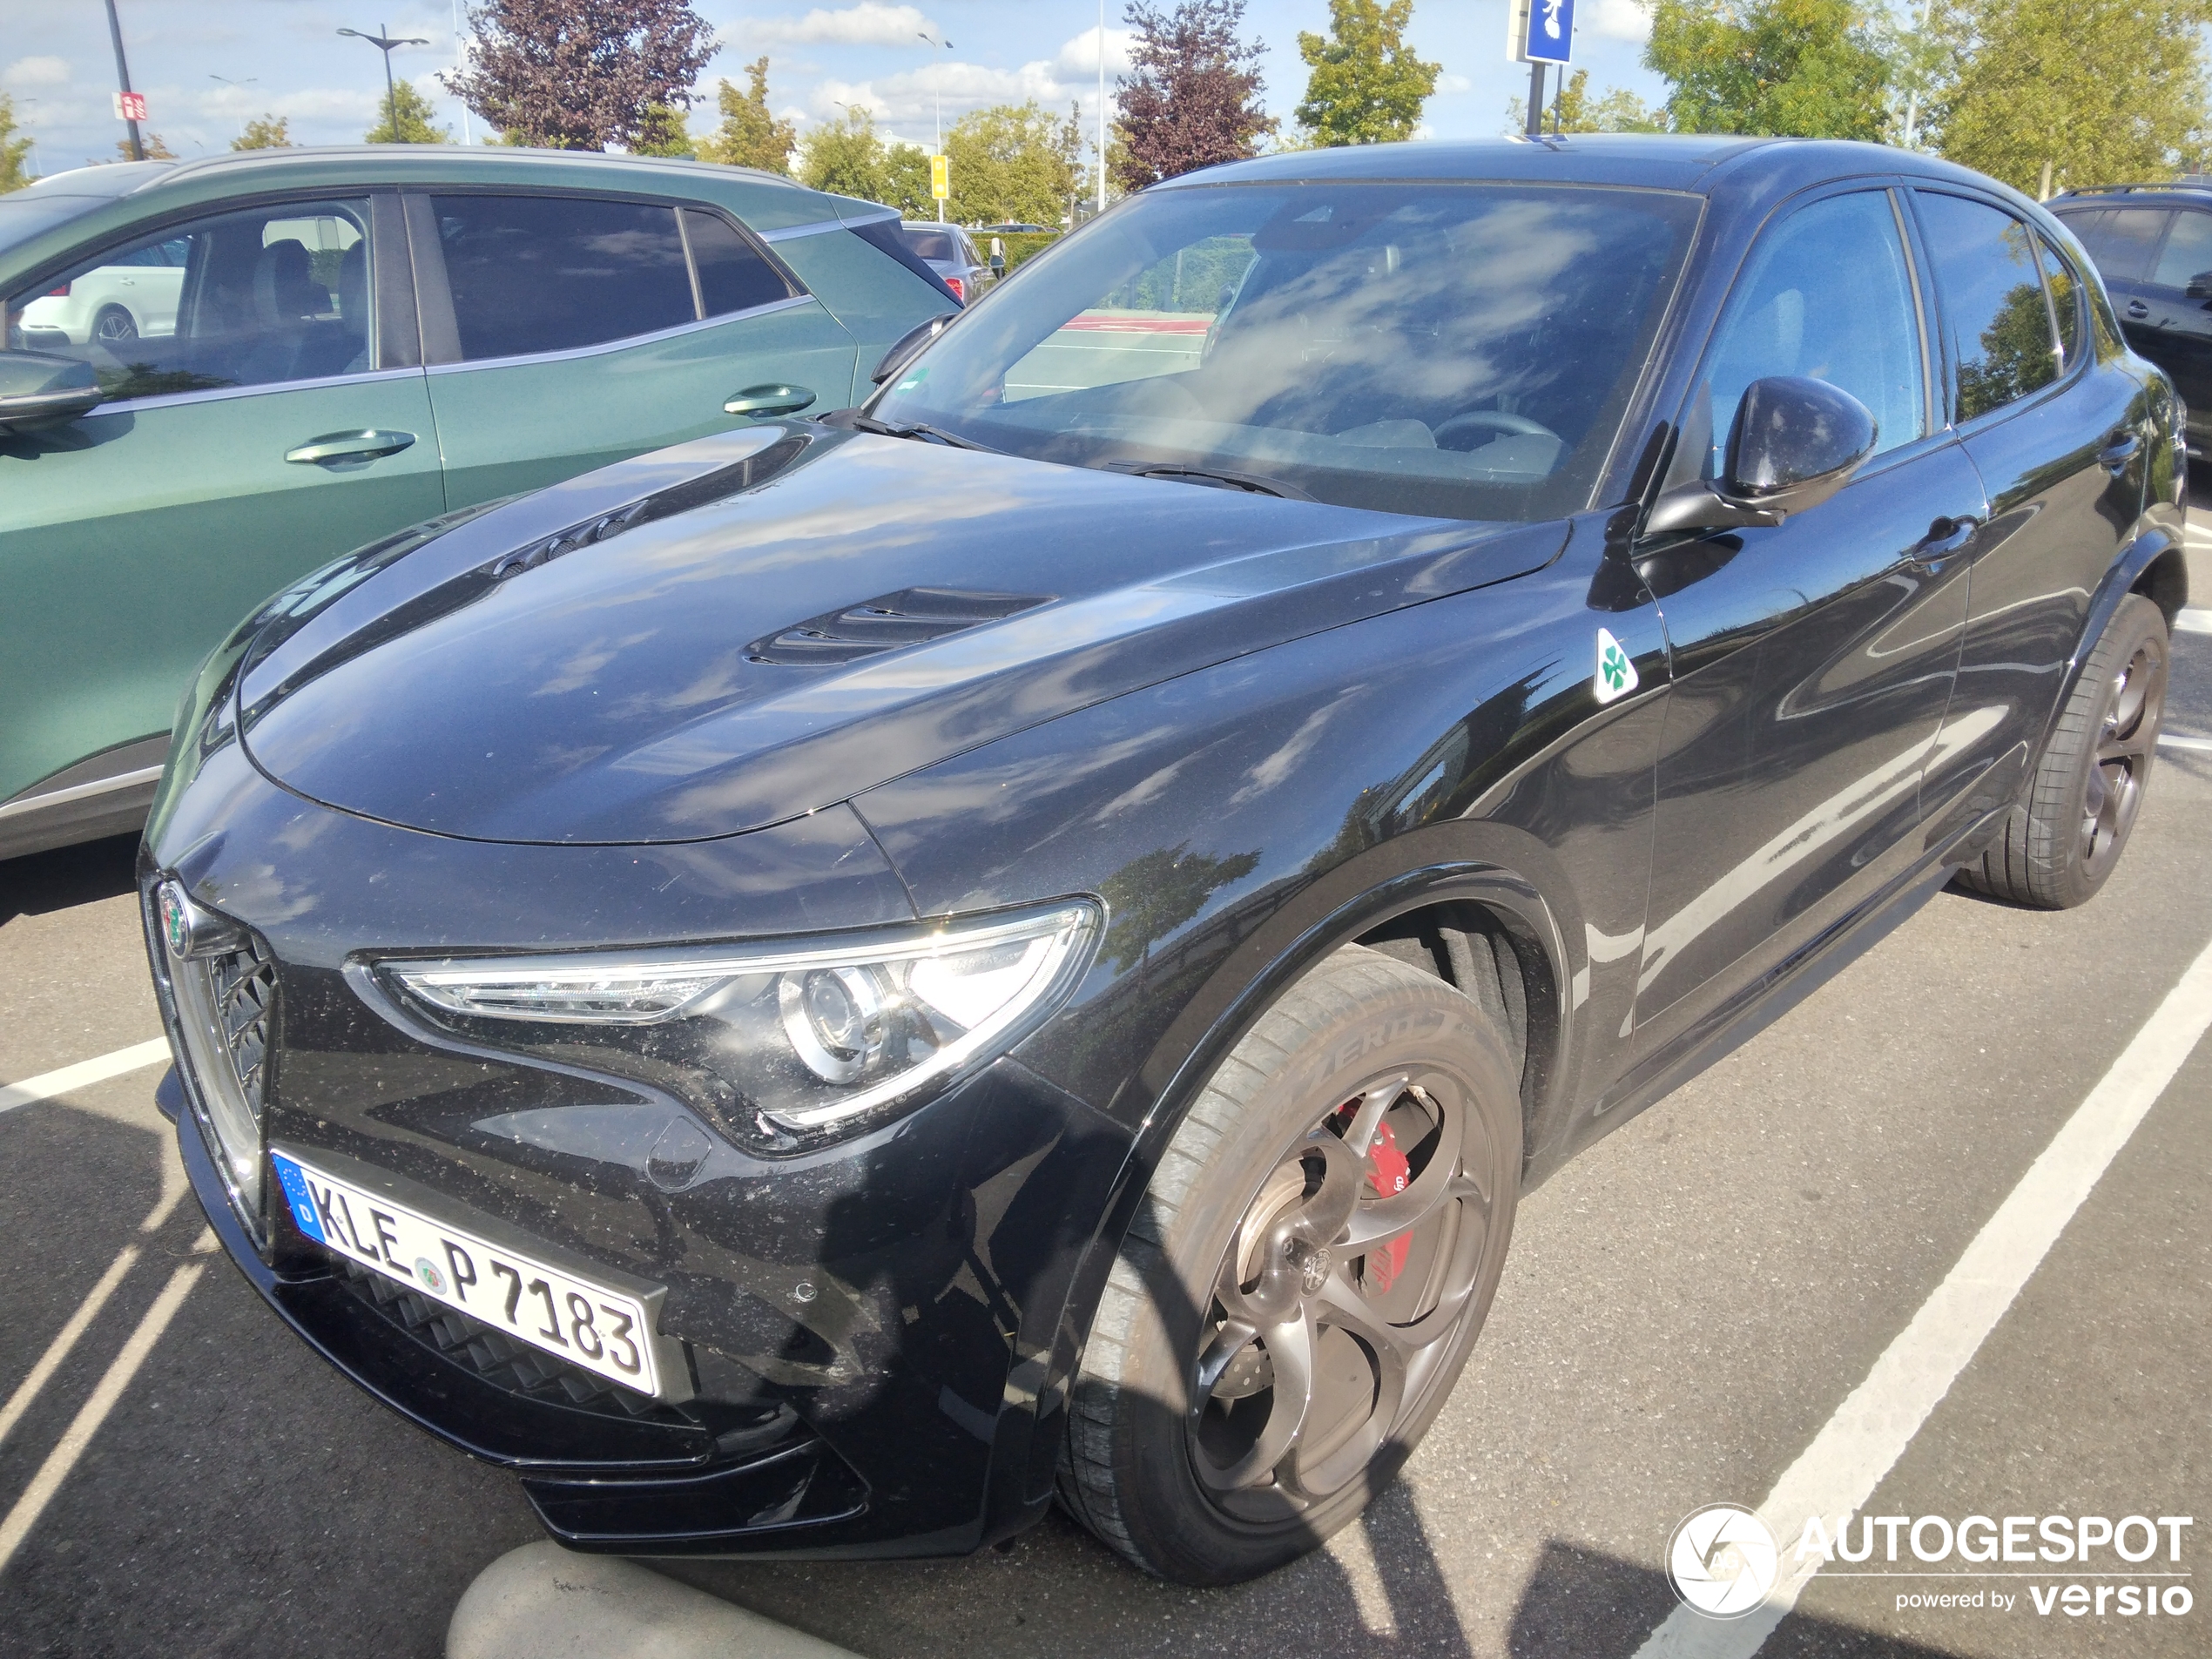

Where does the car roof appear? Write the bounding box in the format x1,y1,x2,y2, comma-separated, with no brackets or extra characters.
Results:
1166,134,2005,199
2049,182,2212,210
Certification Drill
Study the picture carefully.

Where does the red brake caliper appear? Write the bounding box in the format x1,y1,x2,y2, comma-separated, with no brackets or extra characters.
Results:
1363,1120,1413,1294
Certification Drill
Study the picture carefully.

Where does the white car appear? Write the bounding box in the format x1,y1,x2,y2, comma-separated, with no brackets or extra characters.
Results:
19,235,187,346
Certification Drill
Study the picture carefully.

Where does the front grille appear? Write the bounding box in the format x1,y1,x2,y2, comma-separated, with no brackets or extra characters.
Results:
334,1258,682,1422
200,939,274,1117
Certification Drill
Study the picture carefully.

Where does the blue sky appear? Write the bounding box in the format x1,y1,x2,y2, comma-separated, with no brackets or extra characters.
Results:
2,1,1669,175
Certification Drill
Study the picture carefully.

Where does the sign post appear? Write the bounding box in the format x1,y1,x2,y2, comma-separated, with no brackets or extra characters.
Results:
930,153,950,216
1508,0,1575,138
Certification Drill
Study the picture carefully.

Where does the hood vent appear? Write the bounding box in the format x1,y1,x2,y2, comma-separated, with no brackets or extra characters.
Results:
746,587,1053,666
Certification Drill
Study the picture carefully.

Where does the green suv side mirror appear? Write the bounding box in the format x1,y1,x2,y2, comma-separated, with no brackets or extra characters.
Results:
0,350,105,433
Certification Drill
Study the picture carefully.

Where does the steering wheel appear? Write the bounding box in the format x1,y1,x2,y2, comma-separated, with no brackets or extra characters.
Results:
1432,408,1560,451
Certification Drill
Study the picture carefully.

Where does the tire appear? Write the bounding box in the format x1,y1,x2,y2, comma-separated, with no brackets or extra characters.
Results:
1954,593,2168,909
91,305,138,345
1056,944,1521,1584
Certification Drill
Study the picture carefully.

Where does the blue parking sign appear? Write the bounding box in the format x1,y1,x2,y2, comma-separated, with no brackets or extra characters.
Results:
1527,0,1574,64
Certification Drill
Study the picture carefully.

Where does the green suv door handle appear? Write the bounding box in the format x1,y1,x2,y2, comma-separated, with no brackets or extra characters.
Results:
723,385,816,418
285,429,417,465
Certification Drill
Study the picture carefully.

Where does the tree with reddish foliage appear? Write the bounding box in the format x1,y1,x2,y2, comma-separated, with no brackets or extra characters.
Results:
1114,0,1274,192
444,0,717,152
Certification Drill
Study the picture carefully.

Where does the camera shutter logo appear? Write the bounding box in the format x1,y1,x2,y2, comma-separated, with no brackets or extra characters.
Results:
1667,1504,1780,1618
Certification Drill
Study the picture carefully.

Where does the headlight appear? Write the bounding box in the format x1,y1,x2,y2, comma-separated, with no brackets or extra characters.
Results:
377,903,1098,1147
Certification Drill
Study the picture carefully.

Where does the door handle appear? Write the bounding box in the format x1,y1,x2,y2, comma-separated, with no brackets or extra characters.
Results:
285,428,416,464
1909,515,1979,568
724,384,816,418
2125,299,2150,320
2099,428,2141,473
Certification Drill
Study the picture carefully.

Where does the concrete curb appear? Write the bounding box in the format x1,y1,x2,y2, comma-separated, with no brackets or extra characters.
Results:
448,1541,862,1659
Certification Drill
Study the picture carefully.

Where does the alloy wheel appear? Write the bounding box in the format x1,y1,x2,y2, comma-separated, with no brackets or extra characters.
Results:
2080,633,2165,881
1187,1066,1496,1519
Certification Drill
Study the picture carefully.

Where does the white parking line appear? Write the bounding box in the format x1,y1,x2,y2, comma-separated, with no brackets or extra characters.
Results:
0,1247,139,1454
0,1038,171,1115
1635,931,2212,1657
2162,733,2212,752
2175,608,2212,635
0,1259,204,1575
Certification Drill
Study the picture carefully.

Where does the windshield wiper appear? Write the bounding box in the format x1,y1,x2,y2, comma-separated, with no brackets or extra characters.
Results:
847,413,998,453
1103,462,1312,501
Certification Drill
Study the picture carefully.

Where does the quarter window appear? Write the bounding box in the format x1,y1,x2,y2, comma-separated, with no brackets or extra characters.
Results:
1915,192,2060,423
681,208,793,318
1693,190,1927,473
5,202,373,401
2033,233,2086,365
2148,208,2212,293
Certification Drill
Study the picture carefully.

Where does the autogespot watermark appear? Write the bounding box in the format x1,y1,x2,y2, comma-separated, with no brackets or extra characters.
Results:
1666,1507,2195,1622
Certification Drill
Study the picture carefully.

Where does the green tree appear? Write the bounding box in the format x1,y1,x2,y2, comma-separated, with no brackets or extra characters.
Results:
796,109,889,202
1937,0,2212,195
112,132,178,160
368,79,454,144
698,57,796,172
231,114,293,151
0,94,32,191
1644,0,1891,138
880,142,935,218
944,102,1085,226
1294,0,1441,145
1509,66,1668,133
633,105,694,157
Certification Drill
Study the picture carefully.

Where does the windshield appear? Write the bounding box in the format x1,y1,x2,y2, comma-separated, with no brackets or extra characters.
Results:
872,180,1700,521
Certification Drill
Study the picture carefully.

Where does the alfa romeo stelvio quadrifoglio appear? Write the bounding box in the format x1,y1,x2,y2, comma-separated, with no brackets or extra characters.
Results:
142,138,2184,1584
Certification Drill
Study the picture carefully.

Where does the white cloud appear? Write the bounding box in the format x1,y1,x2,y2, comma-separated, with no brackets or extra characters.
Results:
1589,0,1653,42
1435,71,1473,96
1051,27,1133,80
804,51,1116,143
752,4,940,48
4,56,72,88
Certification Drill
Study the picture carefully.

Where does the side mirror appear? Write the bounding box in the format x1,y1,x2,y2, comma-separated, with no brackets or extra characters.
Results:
870,314,954,386
1643,375,1877,536
2186,270,2212,300
0,349,105,433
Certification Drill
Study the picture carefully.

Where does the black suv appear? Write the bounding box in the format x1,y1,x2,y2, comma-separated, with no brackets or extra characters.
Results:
2050,180,2212,449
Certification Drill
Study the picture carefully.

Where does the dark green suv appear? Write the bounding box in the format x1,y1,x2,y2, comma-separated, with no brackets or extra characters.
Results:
0,146,954,860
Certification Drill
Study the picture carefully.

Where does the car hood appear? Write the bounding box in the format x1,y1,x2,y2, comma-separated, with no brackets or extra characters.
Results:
237,424,1565,845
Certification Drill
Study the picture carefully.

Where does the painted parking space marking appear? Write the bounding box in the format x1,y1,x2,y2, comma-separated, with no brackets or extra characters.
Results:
1635,931,2212,1657
2175,609,2212,636
0,1259,204,1575
2161,733,2212,752
0,1038,171,1115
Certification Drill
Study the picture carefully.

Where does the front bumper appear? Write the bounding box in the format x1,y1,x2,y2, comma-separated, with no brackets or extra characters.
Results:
166,1065,873,1550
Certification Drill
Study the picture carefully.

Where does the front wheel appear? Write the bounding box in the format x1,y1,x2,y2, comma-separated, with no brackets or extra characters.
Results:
1954,593,2168,909
1057,945,1521,1583
91,305,138,345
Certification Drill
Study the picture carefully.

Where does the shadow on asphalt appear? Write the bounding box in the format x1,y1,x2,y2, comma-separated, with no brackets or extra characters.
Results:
0,833,138,924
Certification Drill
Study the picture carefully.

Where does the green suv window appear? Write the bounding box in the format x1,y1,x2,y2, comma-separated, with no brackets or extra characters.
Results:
6,199,374,401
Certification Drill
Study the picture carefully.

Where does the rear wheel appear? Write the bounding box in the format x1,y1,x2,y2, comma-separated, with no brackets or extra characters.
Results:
1057,945,1521,1584
1955,593,2168,908
91,305,138,345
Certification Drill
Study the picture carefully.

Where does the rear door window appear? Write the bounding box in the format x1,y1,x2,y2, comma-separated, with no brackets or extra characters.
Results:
4,199,374,400
2148,208,2212,293
1915,192,2060,422
2059,206,2168,284
432,195,695,360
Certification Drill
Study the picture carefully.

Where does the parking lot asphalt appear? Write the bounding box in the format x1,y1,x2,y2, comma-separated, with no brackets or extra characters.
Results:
2,587,2207,1658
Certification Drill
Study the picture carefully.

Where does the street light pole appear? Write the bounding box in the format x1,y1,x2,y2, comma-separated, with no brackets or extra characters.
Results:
340,23,430,142
104,0,144,162
1096,0,1106,215
916,30,953,152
